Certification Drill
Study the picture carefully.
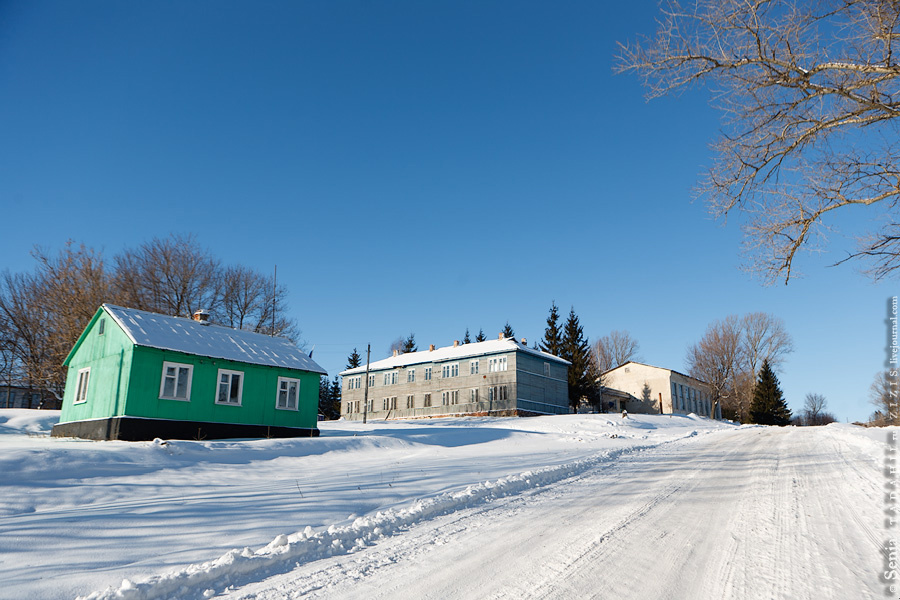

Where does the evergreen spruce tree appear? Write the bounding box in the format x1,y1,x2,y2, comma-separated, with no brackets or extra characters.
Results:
502,322,515,339
318,375,331,417
327,376,342,419
463,329,471,344
539,301,563,357
561,307,600,410
346,347,362,369
402,333,418,354
475,328,486,342
748,359,792,425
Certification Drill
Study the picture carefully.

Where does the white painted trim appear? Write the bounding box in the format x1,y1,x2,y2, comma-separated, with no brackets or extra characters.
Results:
159,361,193,402
74,367,91,405
275,376,301,411
215,369,244,406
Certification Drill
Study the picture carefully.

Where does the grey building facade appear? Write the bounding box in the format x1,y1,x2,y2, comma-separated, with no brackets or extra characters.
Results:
339,336,570,420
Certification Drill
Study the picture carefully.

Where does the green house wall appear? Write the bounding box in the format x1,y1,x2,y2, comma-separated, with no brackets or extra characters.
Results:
124,346,320,430
59,311,134,424
58,307,320,433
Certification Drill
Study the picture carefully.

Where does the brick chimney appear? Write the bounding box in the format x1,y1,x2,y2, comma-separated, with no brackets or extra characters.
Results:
429,344,435,351
453,340,459,347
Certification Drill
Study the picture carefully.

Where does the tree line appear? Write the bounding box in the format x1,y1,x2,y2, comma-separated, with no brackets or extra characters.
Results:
0,234,300,402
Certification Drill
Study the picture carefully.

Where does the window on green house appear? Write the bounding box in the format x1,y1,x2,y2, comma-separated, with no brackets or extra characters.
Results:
74,368,90,404
276,377,300,411
159,362,193,401
98,318,105,335
216,369,243,405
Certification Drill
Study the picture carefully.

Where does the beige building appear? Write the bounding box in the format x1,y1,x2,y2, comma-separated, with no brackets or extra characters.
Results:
339,336,570,420
602,361,720,418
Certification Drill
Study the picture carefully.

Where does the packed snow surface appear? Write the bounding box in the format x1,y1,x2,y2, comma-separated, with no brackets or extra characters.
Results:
0,410,884,600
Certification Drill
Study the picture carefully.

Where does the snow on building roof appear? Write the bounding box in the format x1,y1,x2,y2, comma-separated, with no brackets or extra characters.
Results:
102,304,326,374
340,337,569,376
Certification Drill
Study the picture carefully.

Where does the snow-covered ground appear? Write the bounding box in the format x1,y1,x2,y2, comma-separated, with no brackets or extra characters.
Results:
0,410,884,600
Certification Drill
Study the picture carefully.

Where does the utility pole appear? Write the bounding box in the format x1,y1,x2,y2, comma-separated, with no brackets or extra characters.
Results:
362,344,371,424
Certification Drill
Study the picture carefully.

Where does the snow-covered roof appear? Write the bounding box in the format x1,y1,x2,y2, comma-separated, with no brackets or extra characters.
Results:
340,337,569,376
102,304,326,374
604,361,708,386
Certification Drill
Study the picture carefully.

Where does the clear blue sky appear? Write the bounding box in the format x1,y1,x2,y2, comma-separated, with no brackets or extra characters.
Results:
0,1,893,423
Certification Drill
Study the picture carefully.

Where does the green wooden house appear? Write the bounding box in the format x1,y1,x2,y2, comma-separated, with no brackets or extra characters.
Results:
51,304,326,441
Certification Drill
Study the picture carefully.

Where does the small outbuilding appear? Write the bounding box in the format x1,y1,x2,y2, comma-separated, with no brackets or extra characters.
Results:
52,304,326,441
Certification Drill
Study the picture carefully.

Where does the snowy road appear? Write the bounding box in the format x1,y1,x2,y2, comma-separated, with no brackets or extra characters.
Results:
218,426,880,600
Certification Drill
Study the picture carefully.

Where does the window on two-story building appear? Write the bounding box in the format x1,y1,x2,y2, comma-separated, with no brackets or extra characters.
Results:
424,367,432,381
407,369,415,383
406,394,415,408
543,362,550,377
369,374,376,387
470,388,479,402
159,362,193,401
216,369,244,406
383,371,398,385
347,376,361,390
423,393,432,407
441,363,459,378
489,385,509,402
470,360,479,375
489,356,508,372
382,397,397,410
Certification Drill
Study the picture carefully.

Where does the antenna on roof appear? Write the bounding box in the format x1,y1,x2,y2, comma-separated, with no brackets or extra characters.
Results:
272,264,277,337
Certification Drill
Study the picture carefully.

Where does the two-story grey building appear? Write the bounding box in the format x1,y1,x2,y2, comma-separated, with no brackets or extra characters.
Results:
339,336,570,419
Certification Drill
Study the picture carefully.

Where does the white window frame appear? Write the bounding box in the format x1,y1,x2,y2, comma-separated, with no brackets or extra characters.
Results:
543,362,550,377
470,388,479,403
276,377,301,411
442,363,459,378
470,360,479,375
489,356,508,372
74,367,91,405
216,369,244,406
406,394,415,408
423,393,432,407
159,361,193,401
369,374,376,387
424,367,432,380
407,369,415,383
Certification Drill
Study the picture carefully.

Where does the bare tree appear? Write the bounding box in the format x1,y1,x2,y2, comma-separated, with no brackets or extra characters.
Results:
32,243,116,390
218,264,299,341
618,0,900,282
593,330,642,373
801,392,836,425
0,271,53,401
686,315,744,420
687,312,793,421
870,369,900,425
114,233,221,317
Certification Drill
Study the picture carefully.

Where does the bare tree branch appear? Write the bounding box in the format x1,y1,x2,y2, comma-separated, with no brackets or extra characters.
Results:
619,0,900,282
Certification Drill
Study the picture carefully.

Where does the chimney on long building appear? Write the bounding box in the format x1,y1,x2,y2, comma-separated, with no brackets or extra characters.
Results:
453,340,459,347
429,344,435,351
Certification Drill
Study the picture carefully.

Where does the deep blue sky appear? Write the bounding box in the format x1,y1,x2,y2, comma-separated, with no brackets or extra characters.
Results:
0,1,893,422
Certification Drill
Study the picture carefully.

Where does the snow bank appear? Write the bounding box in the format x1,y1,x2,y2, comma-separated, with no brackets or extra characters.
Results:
77,441,657,600
0,412,731,600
